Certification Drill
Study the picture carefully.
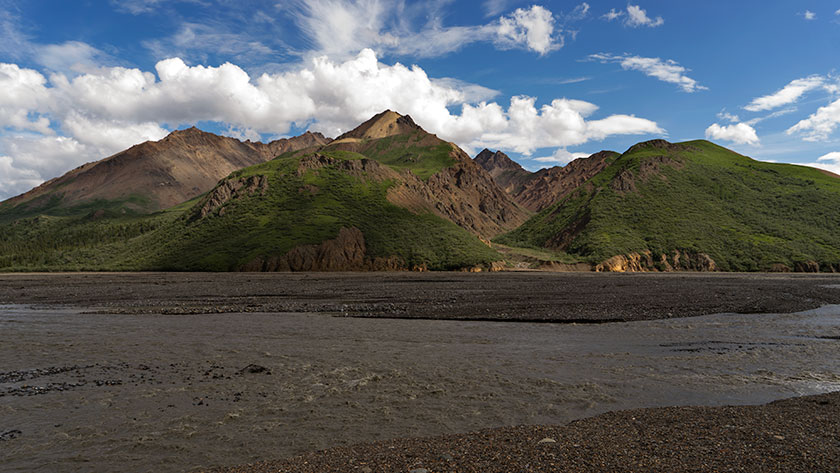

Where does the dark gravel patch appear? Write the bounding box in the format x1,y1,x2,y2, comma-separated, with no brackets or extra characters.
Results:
212,391,840,473
2,272,840,322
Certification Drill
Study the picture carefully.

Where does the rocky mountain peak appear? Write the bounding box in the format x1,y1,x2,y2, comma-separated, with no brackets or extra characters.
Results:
336,110,423,141
474,149,525,174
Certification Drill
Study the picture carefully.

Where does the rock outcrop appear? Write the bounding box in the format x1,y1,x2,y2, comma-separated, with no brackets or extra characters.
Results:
239,227,407,272
595,251,717,272
195,175,268,219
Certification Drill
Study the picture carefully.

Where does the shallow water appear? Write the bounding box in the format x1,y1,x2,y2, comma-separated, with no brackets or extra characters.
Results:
1,304,839,472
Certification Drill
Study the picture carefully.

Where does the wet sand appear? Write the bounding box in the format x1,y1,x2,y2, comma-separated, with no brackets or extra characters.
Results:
2,271,840,321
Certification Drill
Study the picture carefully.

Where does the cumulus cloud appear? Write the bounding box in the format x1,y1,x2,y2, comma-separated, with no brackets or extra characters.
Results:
745,75,833,112
803,10,816,20
496,5,560,55
602,5,663,27
589,53,706,93
0,63,52,134
533,148,591,165
787,97,840,141
0,154,42,197
0,49,664,199
705,122,760,145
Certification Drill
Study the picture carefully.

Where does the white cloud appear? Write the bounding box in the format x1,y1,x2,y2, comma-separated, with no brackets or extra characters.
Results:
143,22,276,65
602,8,623,21
0,155,43,198
0,49,663,199
804,10,816,20
430,77,500,103
819,151,840,162
744,75,831,112
110,0,206,15
483,0,510,17
705,122,760,145
533,148,591,165
290,1,563,58
568,3,590,20
448,96,662,156
626,5,664,27
744,107,797,126
0,63,52,134
836,8,840,15
717,110,740,123
801,151,840,175
496,5,561,55
589,53,706,93
603,5,663,27
787,97,840,141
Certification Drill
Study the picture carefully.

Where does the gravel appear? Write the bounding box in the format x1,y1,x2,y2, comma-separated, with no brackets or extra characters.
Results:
212,391,840,473
2,271,840,322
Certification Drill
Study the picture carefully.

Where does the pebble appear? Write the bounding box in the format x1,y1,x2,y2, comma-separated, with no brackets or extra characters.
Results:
538,437,557,444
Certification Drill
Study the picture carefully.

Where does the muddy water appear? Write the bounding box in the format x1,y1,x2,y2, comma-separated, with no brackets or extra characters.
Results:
1,305,839,472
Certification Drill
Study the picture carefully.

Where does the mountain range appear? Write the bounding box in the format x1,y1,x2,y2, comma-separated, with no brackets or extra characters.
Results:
1,111,839,272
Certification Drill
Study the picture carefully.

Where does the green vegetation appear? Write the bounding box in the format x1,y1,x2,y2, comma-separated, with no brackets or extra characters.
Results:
0,212,176,271
0,193,157,224
0,152,498,271
325,130,456,179
498,140,840,271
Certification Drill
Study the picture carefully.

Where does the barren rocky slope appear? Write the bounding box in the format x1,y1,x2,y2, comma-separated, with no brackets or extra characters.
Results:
0,128,330,216
474,149,617,212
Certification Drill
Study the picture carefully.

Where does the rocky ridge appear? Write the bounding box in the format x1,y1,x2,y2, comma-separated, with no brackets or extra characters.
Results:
2,128,330,215
474,149,617,212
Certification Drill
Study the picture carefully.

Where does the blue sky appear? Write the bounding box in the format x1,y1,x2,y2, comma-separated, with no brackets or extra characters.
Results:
1,0,839,199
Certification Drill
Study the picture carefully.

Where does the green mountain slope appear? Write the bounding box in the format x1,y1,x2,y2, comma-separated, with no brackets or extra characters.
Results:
497,139,840,272
129,153,500,271
0,112,524,272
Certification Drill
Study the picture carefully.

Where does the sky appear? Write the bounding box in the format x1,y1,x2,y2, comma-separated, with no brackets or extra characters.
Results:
1,0,840,200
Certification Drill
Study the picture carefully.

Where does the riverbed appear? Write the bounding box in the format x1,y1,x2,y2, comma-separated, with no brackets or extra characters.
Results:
1,303,838,472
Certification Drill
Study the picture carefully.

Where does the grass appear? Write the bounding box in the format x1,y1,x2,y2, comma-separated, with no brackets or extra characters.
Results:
497,140,840,271
0,193,157,224
0,152,499,271
324,130,457,179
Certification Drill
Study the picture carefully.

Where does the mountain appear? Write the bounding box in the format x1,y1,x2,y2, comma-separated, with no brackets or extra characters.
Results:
0,111,526,271
473,148,532,194
320,111,530,238
474,149,618,212
0,128,330,220
497,139,840,272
